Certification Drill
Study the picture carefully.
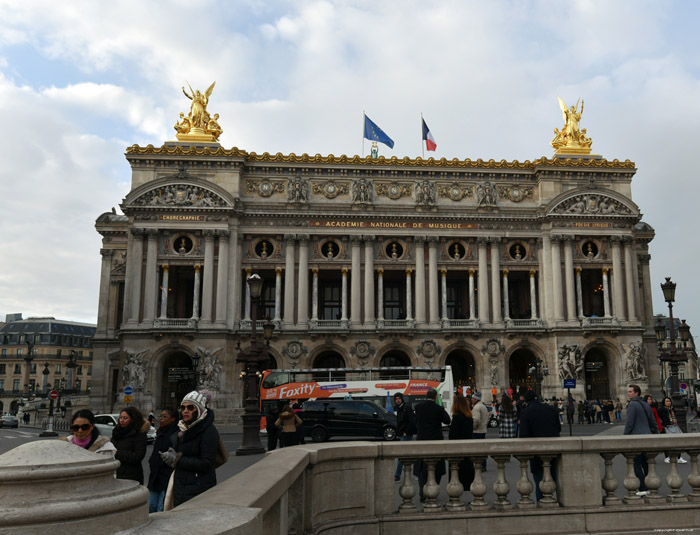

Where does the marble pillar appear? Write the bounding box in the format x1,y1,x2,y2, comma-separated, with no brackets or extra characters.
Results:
297,236,309,328
502,270,510,321
477,239,489,323
550,236,564,322
490,239,502,324
611,238,625,321
529,270,538,319
159,265,169,319
564,238,576,322
143,230,159,324
468,269,476,320
214,231,229,326
414,238,427,327
624,239,638,321
192,265,201,319
341,268,349,327
274,268,282,325
602,268,611,318
128,230,144,324
200,231,215,324
283,236,295,327
377,268,384,326
405,269,413,322
428,239,439,326
311,268,319,324
350,239,361,327
97,249,113,333
364,239,375,327
575,267,583,319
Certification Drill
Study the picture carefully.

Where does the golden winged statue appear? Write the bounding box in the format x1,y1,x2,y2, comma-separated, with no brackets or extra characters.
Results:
174,81,223,142
551,96,593,155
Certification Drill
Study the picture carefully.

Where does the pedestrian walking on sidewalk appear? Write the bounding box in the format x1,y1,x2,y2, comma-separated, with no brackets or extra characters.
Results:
624,385,658,496
147,408,179,512
112,406,148,484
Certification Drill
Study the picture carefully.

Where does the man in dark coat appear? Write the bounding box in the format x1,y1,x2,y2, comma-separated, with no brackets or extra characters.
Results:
393,392,416,481
161,391,221,508
266,404,280,451
519,390,561,501
624,384,657,495
147,408,179,512
413,388,451,500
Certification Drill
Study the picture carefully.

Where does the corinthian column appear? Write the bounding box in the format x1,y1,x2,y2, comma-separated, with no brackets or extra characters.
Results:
311,268,319,326
128,230,144,324
97,249,113,333
283,236,295,328
575,268,583,319
530,270,538,319
143,229,159,324
405,269,414,323
341,268,348,328
297,236,309,328
563,237,576,322
440,269,448,323
502,270,510,321
602,267,611,318
200,230,215,324
468,269,476,320
243,268,252,321
490,239,502,324
377,268,384,327
350,238,361,328
192,265,201,319
214,231,229,326
428,238,439,327
159,265,169,319
624,239,638,321
364,238,375,327
610,237,625,321
477,238,489,323
414,238,427,327
550,236,564,322
274,268,282,326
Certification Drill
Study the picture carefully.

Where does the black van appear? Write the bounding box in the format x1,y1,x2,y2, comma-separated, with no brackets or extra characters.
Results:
302,400,398,442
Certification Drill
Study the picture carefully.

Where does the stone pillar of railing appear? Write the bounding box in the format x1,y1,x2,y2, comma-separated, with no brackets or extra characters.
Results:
667,455,688,503
514,455,536,509
493,455,513,510
538,455,558,508
688,449,700,502
0,441,148,535
469,457,489,510
644,452,664,503
445,458,466,511
558,449,602,507
398,459,417,513
600,453,621,505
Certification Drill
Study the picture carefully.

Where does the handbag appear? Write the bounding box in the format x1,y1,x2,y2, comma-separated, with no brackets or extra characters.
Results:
665,424,683,434
214,436,230,468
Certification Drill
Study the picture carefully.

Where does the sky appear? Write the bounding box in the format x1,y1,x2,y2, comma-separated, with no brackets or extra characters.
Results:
0,0,698,335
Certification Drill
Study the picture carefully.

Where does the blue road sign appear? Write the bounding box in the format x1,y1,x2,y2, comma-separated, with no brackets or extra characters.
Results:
124,386,134,396
563,379,576,389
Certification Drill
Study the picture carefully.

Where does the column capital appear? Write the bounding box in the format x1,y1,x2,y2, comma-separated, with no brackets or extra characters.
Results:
275,267,283,275
405,269,413,276
131,228,146,238
502,269,509,276
284,234,296,244
575,267,582,274
194,264,202,273
146,228,159,239
440,268,447,276
427,236,439,247
312,267,318,275
530,270,537,277
550,234,563,243
377,267,384,275
298,234,310,244
361,235,375,243
488,236,502,245
476,237,489,245
610,236,622,245
161,264,169,272
469,269,476,276
639,254,651,265
203,229,216,240
414,236,425,245
342,268,348,275
350,236,362,246
560,234,575,242
602,267,610,274
216,229,230,240
100,248,113,258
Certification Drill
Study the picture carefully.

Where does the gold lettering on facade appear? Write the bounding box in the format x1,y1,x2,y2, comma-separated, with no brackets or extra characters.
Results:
159,215,206,221
310,220,478,229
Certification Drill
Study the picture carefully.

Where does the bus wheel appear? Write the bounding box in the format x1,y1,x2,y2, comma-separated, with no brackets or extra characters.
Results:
311,426,329,443
383,426,397,441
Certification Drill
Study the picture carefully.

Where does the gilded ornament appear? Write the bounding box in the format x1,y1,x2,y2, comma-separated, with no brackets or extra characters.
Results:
174,81,223,142
438,182,472,201
498,185,533,203
551,97,593,155
312,181,349,199
376,182,411,200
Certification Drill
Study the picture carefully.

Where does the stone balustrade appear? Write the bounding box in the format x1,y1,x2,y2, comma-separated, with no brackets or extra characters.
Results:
142,434,700,535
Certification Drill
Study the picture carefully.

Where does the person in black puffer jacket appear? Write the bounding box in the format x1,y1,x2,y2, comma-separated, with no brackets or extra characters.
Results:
147,407,179,512
111,406,148,484
161,391,220,509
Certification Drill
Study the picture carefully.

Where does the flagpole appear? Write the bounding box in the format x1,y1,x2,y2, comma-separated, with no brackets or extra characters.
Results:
362,111,365,158
421,112,425,159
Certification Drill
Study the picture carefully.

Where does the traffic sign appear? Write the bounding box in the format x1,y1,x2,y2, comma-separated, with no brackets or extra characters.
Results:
124,386,134,396
680,383,688,391
563,379,576,389
49,390,59,400
124,395,133,403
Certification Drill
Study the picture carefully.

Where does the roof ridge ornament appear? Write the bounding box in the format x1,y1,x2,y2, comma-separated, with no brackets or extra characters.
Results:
551,97,594,155
174,81,223,143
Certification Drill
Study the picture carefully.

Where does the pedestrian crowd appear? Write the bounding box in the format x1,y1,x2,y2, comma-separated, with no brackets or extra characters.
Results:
58,389,225,512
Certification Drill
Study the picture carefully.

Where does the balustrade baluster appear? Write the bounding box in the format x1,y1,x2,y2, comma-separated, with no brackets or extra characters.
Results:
621,452,643,504
445,458,466,511
514,455,535,509
492,455,513,510
644,452,663,503
666,453,687,503
469,457,489,510
422,459,442,512
600,453,620,505
398,459,417,513
538,455,558,508
688,450,700,503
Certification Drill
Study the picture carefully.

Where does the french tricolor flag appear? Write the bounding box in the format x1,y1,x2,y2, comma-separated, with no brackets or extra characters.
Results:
422,117,437,151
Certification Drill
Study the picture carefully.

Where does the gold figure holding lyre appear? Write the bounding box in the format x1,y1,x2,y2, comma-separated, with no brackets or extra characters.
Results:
174,81,223,142
551,97,593,155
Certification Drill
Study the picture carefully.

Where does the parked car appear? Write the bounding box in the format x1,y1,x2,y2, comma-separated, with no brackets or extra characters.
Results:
1,414,19,428
94,413,156,444
302,400,397,443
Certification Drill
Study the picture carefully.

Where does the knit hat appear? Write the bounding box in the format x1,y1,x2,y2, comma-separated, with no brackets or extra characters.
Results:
524,390,537,402
472,391,482,401
181,391,207,415
393,392,404,401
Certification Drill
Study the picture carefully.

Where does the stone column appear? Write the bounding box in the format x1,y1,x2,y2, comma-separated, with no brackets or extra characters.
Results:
602,268,611,317
192,265,201,319
274,268,282,327
200,230,215,324
311,268,319,325
97,249,113,333
414,238,427,327
502,270,510,321
128,230,144,324
159,265,169,319
550,236,564,322
283,236,295,328
297,236,309,328
529,270,538,319
243,268,252,322
638,254,654,325
610,237,626,321
428,238,440,327
563,237,576,322
540,236,552,322
575,268,584,318
624,239,638,321
364,238,376,327
214,231,229,326
228,231,241,329
377,268,384,327
490,239,502,324
468,269,476,320
477,238,489,323
142,230,159,324
405,269,413,322
350,238,361,328
440,269,448,323
122,232,134,325
341,268,349,328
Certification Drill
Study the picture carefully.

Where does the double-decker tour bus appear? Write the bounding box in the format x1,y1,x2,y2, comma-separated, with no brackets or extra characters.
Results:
259,365,454,428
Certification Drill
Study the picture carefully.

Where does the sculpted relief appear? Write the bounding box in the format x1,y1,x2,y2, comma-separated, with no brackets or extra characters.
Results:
553,194,632,216
131,184,229,208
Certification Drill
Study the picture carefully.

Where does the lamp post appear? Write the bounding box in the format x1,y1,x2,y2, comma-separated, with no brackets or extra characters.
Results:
236,274,274,455
39,362,58,437
654,277,691,432
191,352,201,391
23,337,35,397
529,357,549,400
65,350,78,409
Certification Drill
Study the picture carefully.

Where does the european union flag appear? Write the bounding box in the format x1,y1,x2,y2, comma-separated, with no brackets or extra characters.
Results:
364,114,395,149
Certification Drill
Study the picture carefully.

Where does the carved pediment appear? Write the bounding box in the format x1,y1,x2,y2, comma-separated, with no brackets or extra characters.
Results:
130,183,231,208
550,192,634,216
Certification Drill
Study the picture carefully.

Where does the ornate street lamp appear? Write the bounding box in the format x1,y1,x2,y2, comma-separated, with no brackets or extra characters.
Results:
236,274,274,455
529,358,549,399
655,277,691,432
24,337,35,397
191,352,201,391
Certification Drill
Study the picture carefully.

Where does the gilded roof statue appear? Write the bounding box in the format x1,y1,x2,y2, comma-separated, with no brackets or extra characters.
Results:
174,81,223,143
551,97,593,155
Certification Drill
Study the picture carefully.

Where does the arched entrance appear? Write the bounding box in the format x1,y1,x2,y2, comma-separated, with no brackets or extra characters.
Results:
508,348,538,396
9,400,19,414
160,351,195,408
584,348,610,400
379,350,411,379
313,351,345,380
445,350,476,391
